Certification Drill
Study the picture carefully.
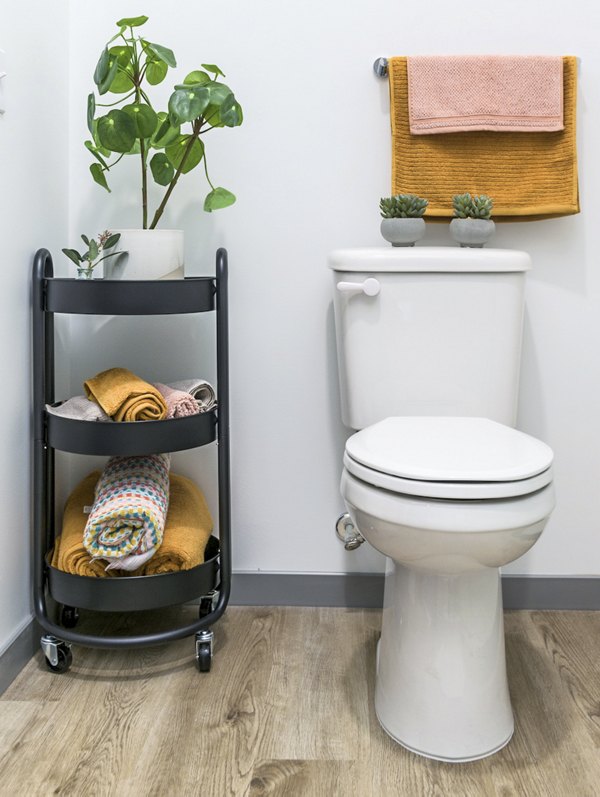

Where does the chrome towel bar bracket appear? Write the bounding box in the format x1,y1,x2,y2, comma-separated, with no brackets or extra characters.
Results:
373,57,389,78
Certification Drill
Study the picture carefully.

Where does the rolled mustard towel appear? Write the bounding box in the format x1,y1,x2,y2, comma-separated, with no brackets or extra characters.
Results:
153,382,200,419
407,55,564,134
134,473,213,575
389,55,579,220
84,454,170,569
169,379,217,413
51,471,118,578
84,367,167,422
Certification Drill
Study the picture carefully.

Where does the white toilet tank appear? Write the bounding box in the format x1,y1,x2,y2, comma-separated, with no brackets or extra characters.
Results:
330,247,531,430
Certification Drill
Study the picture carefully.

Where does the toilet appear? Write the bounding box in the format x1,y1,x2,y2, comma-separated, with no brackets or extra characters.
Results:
330,247,555,762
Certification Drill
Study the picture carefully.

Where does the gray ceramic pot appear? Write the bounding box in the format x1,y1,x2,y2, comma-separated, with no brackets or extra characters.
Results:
450,218,495,248
380,217,426,247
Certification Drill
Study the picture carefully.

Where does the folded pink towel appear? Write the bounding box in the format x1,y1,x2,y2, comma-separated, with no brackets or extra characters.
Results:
406,55,564,134
154,383,200,419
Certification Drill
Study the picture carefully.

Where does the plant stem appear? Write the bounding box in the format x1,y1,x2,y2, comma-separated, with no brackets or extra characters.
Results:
149,123,201,229
130,30,148,229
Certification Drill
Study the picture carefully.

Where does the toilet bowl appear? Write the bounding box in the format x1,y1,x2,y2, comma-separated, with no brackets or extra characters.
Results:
341,416,555,761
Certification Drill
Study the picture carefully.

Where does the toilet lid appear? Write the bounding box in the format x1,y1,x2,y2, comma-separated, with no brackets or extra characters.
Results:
345,417,554,486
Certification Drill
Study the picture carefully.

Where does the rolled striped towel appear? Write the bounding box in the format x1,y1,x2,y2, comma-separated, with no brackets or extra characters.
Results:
169,379,217,412
83,454,170,569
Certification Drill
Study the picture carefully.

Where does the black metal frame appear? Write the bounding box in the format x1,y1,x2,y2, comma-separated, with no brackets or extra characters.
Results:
32,248,231,649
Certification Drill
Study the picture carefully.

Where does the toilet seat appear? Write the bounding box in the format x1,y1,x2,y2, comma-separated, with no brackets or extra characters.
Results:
344,417,554,500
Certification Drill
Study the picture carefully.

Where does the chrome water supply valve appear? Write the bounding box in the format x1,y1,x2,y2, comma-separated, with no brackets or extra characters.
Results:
335,513,365,551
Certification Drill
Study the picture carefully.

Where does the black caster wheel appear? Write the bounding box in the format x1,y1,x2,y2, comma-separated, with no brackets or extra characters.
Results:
196,643,212,672
60,605,80,628
199,596,213,619
45,644,73,674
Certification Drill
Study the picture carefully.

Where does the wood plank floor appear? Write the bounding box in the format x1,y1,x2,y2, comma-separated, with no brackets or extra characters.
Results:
1,607,599,796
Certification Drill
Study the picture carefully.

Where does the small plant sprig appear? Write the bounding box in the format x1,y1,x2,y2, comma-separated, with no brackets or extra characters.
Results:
62,231,123,274
452,193,494,220
380,194,428,219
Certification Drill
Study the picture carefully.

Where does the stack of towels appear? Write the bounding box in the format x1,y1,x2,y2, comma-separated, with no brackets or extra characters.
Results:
51,453,213,577
48,367,217,422
388,54,579,220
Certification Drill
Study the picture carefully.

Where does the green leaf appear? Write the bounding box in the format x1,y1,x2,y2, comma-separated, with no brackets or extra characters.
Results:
93,48,110,87
200,82,235,127
168,86,210,125
109,44,133,66
97,109,137,153
108,67,135,94
219,94,243,127
150,152,175,186
204,187,236,212
166,135,204,174
98,55,120,95
90,163,110,192
151,113,180,147
116,15,148,27
81,234,90,246
202,63,226,78
146,42,176,68
87,93,95,135
122,103,158,138
183,70,210,86
88,239,99,262
84,140,109,169
106,46,135,94
146,55,168,85
62,248,82,265
103,233,121,249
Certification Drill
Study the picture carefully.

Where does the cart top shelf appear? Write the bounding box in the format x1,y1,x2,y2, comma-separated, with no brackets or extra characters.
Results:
44,276,215,315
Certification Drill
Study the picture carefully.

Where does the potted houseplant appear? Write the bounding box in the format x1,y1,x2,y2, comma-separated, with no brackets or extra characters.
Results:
450,194,495,248
86,15,243,279
62,231,123,280
379,194,428,246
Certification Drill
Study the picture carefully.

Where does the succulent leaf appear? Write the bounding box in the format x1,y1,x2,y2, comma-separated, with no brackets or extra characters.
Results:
380,194,428,219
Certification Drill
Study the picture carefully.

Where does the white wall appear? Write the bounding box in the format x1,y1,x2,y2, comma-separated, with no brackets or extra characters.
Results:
66,0,600,577
0,2,69,654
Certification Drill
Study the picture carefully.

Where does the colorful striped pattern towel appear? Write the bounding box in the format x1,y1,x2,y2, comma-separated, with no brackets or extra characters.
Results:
83,454,170,568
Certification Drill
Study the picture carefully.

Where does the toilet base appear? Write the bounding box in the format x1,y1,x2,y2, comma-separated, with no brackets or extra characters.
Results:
375,560,514,762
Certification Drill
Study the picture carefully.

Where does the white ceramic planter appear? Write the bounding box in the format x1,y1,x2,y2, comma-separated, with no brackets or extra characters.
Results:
450,218,495,248
380,218,425,247
106,229,184,280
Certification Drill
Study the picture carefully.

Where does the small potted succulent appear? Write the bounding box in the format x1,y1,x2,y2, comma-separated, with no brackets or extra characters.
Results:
450,194,495,248
380,194,428,247
62,231,124,279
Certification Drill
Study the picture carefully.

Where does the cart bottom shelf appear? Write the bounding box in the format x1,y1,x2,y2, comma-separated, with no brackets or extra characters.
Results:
47,536,220,612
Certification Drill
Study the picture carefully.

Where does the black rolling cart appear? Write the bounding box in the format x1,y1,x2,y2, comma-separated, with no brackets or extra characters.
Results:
32,247,231,674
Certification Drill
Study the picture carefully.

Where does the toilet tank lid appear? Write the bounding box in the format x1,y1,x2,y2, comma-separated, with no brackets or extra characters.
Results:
328,247,531,273
345,417,554,483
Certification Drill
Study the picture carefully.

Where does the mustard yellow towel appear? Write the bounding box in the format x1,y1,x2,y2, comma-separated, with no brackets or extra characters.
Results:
51,471,118,578
84,367,167,422
51,472,212,577
135,473,213,575
389,56,579,220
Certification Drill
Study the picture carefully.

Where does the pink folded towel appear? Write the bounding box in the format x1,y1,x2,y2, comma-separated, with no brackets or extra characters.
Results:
154,383,200,419
406,55,564,134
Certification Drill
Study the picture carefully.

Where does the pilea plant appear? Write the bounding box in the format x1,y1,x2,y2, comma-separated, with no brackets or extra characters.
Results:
452,193,494,220
380,194,429,219
87,15,243,229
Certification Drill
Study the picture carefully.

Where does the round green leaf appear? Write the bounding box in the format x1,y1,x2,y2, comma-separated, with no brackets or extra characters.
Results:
183,70,210,86
166,135,204,174
220,94,243,127
93,48,110,86
151,113,180,147
146,56,168,85
108,66,135,94
109,44,133,66
87,93,95,135
90,163,111,192
116,15,148,27
97,110,137,153
150,152,175,186
204,187,236,212
146,41,176,68
122,103,158,138
168,86,210,125
201,63,226,78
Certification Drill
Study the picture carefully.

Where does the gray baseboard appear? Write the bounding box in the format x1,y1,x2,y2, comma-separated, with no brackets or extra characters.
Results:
230,573,600,610
0,620,39,696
